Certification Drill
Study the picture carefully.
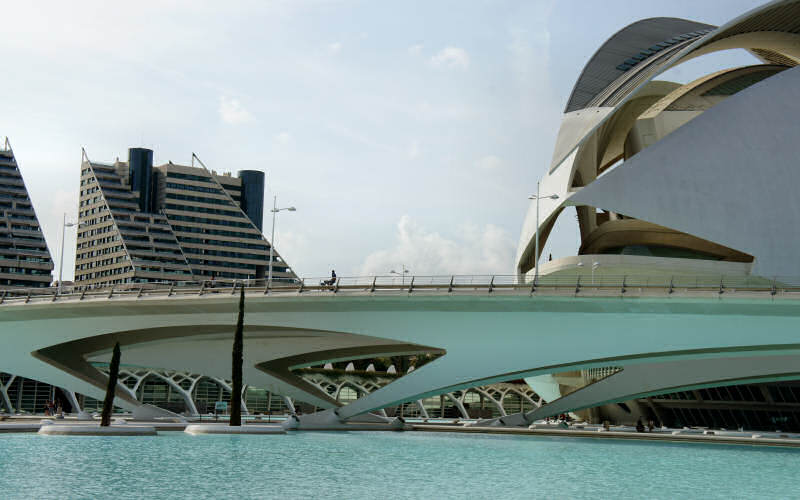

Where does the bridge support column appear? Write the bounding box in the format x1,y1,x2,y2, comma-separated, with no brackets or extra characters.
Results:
416,400,429,419
473,354,800,427
1,375,16,413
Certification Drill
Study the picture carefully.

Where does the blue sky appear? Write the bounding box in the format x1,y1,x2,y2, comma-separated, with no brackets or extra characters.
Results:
0,0,766,279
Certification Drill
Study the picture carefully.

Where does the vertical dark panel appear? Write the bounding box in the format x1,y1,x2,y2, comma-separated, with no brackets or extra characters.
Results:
128,147,154,212
237,170,265,231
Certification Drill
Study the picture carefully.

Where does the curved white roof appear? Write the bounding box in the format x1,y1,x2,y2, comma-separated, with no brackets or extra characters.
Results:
517,0,800,276
566,17,715,113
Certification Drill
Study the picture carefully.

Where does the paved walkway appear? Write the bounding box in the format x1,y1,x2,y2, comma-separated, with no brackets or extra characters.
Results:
5,416,800,447
412,424,800,448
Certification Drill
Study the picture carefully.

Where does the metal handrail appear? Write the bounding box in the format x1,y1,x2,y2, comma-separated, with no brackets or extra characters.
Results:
1,273,799,306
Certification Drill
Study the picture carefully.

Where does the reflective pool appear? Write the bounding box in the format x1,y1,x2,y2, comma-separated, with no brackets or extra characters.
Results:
1,431,798,499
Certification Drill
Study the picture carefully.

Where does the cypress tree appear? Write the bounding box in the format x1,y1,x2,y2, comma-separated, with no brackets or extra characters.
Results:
100,342,121,427
230,285,245,426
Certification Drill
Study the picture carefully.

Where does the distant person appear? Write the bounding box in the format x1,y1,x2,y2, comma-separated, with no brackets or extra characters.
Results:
636,418,645,433
321,269,337,287
648,419,655,432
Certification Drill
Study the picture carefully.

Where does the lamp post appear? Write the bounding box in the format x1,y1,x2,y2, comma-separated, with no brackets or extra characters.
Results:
58,213,86,294
389,265,410,285
528,181,559,283
267,195,296,290
576,261,600,284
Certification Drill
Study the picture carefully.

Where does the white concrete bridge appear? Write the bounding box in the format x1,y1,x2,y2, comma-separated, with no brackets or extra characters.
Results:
2,275,800,426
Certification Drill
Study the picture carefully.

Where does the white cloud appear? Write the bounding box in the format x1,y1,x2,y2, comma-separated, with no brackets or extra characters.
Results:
327,42,342,54
218,96,254,124
408,140,420,159
475,155,503,170
271,230,310,276
326,123,396,153
274,131,292,144
359,216,515,276
408,44,424,55
430,46,470,70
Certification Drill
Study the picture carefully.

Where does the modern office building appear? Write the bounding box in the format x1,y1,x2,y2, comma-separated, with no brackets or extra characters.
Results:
75,147,297,287
0,137,54,289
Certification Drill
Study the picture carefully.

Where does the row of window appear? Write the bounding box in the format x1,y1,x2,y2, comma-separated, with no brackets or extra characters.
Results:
77,245,124,261
8,223,40,232
11,234,45,243
178,236,268,251
167,213,254,229
0,202,32,211
78,223,116,239
76,265,132,282
0,279,49,287
194,269,259,280
77,234,120,250
187,258,261,271
165,203,243,219
0,170,21,180
0,267,50,276
79,195,104,207
172,224,262,241
3,213,37,221
165,192,232,207
167,172,214,183
0,191,28,200
80,186,101,197
165,182,223,195
0,255,50,263
182,247,267,261
132,257,191,268
76,255,129,270
127,245,183,257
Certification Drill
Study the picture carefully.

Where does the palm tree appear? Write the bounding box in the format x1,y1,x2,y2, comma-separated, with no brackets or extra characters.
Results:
230,285,244,426
100,342,121,427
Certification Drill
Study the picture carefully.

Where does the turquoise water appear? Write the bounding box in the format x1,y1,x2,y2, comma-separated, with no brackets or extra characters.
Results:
1,431,799,499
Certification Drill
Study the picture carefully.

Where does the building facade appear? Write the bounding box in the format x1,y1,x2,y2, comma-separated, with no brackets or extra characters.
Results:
75,148,296,287
0,137,54,289
515,1,800,430
0,138,57,413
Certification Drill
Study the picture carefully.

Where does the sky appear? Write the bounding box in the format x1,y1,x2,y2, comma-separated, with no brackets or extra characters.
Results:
0,0,766,280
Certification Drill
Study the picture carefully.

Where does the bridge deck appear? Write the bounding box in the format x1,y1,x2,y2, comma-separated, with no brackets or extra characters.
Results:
2,274,800,306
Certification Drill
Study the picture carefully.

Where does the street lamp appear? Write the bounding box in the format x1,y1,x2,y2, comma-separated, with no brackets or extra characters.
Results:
528,181,559,283
267,195,296,291
58,213,86,294
576,261,600,284
389,265,410,285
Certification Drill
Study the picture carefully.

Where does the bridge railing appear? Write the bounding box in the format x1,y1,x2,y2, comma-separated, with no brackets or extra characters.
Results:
2,274,800,305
